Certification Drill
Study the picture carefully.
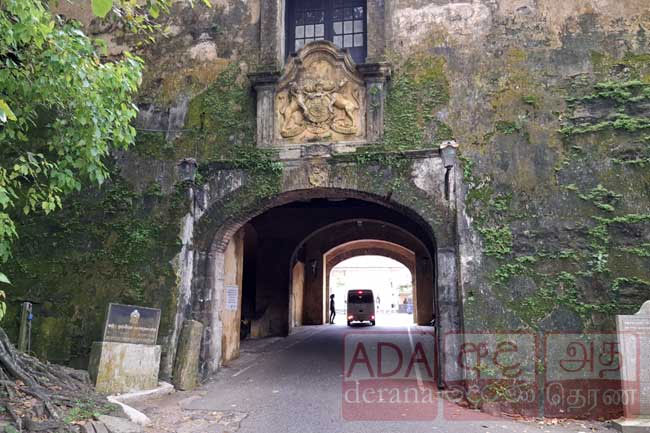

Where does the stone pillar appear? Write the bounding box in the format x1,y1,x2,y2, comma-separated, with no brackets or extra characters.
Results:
249,71,280,148
614,301,650,432
366,0,386,61
357,63,391,143
414,255,434,325
437,247,463,386
220,229,244,364
259,0,284,68
172,320,204,391
302,240,324,325
290,261,305,329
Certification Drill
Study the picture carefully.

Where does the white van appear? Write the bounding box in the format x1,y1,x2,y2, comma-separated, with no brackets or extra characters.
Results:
347,290,376,326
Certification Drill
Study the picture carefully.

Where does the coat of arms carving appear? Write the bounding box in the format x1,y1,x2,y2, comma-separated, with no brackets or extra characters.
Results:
275,41,365,143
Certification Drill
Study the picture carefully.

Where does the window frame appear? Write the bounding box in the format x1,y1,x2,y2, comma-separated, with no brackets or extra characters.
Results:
285,0,368,64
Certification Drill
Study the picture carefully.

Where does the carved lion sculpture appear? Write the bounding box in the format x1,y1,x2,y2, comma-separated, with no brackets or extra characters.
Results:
330,79,359,133
279,83,306,138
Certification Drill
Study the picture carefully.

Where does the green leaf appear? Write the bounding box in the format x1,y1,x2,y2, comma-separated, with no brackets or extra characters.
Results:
201,0,212,6
149,5,160,18
0,272,10,285
91,0,113,18
0,99,16,123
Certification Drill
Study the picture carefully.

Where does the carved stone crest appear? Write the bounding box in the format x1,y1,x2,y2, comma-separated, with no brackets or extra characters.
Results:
276,41,365,144
307,160,329,187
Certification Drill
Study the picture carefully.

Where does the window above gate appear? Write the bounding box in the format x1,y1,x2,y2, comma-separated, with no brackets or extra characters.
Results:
286,0,367,64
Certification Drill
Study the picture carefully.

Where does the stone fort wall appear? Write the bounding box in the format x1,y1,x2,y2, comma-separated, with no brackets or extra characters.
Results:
4,1,650,388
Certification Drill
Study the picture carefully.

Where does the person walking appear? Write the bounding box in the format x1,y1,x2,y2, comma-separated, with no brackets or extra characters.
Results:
329,294,336,324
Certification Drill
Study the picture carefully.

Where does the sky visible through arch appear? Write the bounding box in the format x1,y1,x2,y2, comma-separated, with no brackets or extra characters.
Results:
330,256,413,316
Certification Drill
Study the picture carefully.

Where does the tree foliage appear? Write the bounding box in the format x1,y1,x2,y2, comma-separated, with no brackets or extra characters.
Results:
93,0,212,45
0,0,143,296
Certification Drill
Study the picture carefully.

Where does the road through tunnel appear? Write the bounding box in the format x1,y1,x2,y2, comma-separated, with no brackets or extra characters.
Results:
189,186,462,386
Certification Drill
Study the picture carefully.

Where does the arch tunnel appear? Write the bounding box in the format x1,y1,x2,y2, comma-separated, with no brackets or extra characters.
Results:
181,183,463,388
217,195,437,355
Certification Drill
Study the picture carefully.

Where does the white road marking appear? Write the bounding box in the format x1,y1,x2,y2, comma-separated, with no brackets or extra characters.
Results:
407,325,425,389
232,363,256,377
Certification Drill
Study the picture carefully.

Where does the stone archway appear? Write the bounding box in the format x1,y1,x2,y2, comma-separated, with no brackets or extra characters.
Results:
187,186,451,376
325,240,416,274
287,219,434,327
174,150,463,384
324,239,416,320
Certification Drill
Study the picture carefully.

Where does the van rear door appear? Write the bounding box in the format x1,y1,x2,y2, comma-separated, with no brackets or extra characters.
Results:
347,290,374,321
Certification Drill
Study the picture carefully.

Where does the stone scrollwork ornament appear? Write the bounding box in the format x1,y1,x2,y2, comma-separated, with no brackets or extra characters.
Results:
276,41,366,143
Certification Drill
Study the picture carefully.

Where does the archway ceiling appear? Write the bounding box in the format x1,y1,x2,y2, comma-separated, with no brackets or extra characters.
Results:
247,198,435,263
325,239,416,273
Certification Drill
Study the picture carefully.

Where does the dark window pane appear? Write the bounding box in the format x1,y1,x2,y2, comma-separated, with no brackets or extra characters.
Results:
288,0,366,62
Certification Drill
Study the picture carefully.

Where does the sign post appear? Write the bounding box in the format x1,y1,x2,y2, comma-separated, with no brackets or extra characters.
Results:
88,303,162,394
17,302,32,352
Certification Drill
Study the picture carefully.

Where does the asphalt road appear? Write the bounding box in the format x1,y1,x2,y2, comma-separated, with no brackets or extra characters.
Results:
135,322,617,433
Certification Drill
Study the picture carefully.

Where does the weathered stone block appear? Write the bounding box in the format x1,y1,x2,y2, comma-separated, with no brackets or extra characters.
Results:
88,342,161,394
612,418,650,433
97,415,144,433
172,320,203,391
616,301,650,428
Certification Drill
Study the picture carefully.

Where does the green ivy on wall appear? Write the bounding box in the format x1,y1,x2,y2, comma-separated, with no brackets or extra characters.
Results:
461,52,650,331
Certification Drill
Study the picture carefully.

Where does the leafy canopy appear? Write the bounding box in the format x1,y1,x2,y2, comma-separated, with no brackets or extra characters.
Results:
91,0,212,44
0,0,144,307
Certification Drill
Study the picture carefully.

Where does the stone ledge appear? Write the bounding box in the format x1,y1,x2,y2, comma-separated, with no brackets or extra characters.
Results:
612,418,650,433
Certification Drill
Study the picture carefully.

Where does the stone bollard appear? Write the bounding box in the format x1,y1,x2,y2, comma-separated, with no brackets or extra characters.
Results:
172,320,204,391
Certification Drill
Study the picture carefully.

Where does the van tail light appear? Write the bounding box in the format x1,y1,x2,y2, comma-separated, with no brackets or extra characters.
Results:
371,315,375,320
348,315,354,320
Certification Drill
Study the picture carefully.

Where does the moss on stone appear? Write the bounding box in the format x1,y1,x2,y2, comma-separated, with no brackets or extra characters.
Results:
3,172,187,367
384,54,451,149
177,63,256,161
133,131,175,160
